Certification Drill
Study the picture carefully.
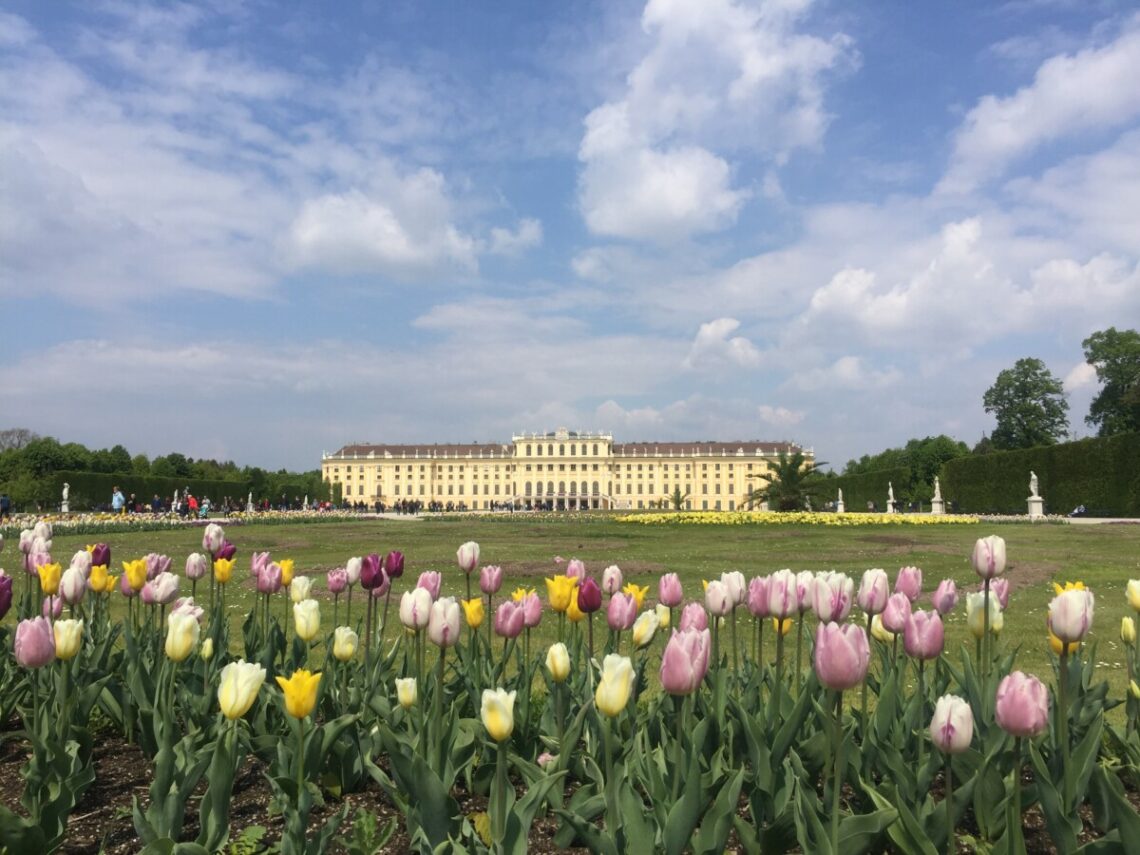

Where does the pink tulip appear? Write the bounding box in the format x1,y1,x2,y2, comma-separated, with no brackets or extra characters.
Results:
14,617,56,667
658,573,683,607
930,695,973,754
456,542,480,574
140,581,157,606
1049,589,1094,644
659,628,711,695
428,597,461,648
704,580,732,617
479,565,503,595
930,579,958,615
565,559,587,581
895,566,922,602
795,572,815,614
494,600,525,638
607,592,638,631
257,562,283,595
120,573,137,598
416,571,442,600
60,566,87,605
399,588,432,629
881,593,911,634
251,551,271,583
903,609,944,660
857,569,890,615
995,671,1049,737
971,535,1006,580
42,595,63,619
69,550,92,578
989,578,1010,610
747,576,770,618
814,622,871,691
811,572,854,623
326,567,348,594
522,592,543,628
602,565,623,595
173,597,205,624
145,553,172,581
185,553,208,581
679,602,708,632
370,571,391,597
767,569,799,619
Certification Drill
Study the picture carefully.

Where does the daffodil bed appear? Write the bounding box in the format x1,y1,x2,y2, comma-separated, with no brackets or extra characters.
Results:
1,517,1139,853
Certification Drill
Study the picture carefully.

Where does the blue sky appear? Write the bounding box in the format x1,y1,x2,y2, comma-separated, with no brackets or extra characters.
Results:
2,0,1138,472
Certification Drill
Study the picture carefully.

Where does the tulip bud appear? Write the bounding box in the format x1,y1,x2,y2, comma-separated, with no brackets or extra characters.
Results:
577,578,603,613
857,569,889,615
595,654,635,717
15,617,56,667
384,550,405,579
994,671,1049,737
881,592,911,634
522,592,543,628
327,567,348,594
479,565,503,595
870,614,895,644
461,597,485,628
427,597,461,647
720,571,747,607
481,688,516,741
679,602,708,632
659,628,711,695
565,559,587,581
457,541,480,574
202,523,225,557
895,566,923,602
370,570,391,598
0,571,12,620
795,572,816,613
165,612,200,662
60,565,87,605
1128,579,1140,612
200,638,214,661
54,618,84,661
69,550,92,578
33,521,51,542
546,642,570,683
767,569,799,619
151,571,180,605
399,588,432,630
632,610,659,648
903,609,945,660
813,622,871,691
345,556,362,586
257,562,283,595
294,599,321,642
278,558,294,588
42,594,63,619
971,535,1007,580
217,541,237,561
276,669,322,719
607,592,638,630
396,677,417,709
658,573,683,607
704,580,732,617
213,558,234,585
416,570,442,600
1123,617,1136,645
930,579,958,615
602,565,623,595
37,562,61,596
172,597,205,624
145,552,172,581
185,553,208,581
333,626,358,662
290,576,313,603
360,554,383,590
545,575,578,613
811,571,854,622
493,600,526,638
1048,588,1094,644
655,602,671,628
89,543,110,568
929,695,973,754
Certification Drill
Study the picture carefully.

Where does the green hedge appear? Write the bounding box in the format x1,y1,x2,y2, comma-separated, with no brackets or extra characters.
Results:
940,433,1140,516
824,467,911,512
47,471,250,511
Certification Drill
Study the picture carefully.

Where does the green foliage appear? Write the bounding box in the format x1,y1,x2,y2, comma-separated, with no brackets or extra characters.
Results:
842,435,969,503
1083,327,1140,437
983,357,1069,449
337,810,397,855
823,467,910,511
940,432,1140,515
745,451,829,511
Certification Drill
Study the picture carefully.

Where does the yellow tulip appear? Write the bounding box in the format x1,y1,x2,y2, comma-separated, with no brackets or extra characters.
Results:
1048,628,1079,656
595,654,634,717
1127,580,1140,612
481,687,516,741
213,558,234,584
511,587,534,603
461,597,485,629
546,643,570,683
1052,580,1086,595
870,614,895,644
54,618,84,661
123,559,147,592
105,575,119,594
545,576,578,613
276,669,322,719
1123,617,1136,645
622,583,649,610
632,611,658,648
396,677,417,709
566,593,586,623
279,559,295,588
38,562,61,596
218,660,266,719
201,638,214,661
90,564,108,594
333,627,358,662
655,603,670,629
773,616,794,637
165,613,200,662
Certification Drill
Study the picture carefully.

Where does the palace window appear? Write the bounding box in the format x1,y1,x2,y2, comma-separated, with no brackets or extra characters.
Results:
593,444,598,455
526,445,532,456
570,445,576,456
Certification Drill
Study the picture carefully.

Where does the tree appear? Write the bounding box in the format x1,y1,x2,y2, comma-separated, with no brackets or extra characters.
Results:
1083,327,1140,437
667,485,690,511
982,358,1069,449
0,428,39,451
746,451,829,511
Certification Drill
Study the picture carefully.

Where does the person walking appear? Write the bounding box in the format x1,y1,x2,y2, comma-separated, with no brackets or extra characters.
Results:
112,486,126,514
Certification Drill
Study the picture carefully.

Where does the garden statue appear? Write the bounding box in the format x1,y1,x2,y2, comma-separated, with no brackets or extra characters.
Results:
933,477,942,501
61,482,69,513
1029,471,1039,498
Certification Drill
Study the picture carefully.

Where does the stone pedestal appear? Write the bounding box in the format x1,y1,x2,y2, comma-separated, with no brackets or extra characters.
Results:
835,499,845,514
930,498,945,515
886,501,898,514
246,501,254,513
1027,496,1044,520
61,501,69,514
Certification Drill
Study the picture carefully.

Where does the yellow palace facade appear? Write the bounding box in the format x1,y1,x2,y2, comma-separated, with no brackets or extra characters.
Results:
321,428,809,511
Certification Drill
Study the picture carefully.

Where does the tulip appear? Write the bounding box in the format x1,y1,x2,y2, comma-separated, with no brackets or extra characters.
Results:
294,599,321,642
165,612,200,662
658,573,683,607
53,619,84,661
38,562,61,596
60,565,87,605
795,571,816,613
151,572,180,605
930,579,958,615
719,571,746,607
218,541,237,561
173,597,205,624
966,591,1003,638
276,669,322,719
287,576,312,603
881,592,911,634
493,600,525,638
577,578,603,613
202,523,225,556
546,642,570,682
369,571,391,598
396,677,417,709
1123,617,1136,644
278,559,295,588
537,752,555,769
0,571,12,620
15,617,56,667
659,628,711,695
903,610,945,660
257,562,283,595
333,626,359,661
930,695,973,754
185,553,208,581
141,581,157,606
69,550,92,577
813,622,871,691
384,550,405,579
989,578,1011,609
767,569,799,618
545,575,578,613
213,557,234,584
811,572,854,622
146,553,172,580
679,602,708,631
119,573,136,598
327,567,348,594
522,592,543,627
1048,627,1079,656
33,521,51,542
461,597,485,628
971,535,1007,580
632,610,659,648
360,554,383,590
565,559,587,581
481,687,516,741
417,571,442,600
428,597,461,647
704,580,732,617
42,595,63,618
1049,588,1094,644
345,556,362,586
623,582,650,610
90,562,111,592
857,569,889,615
602,565,623,595
457,541,480,574
1128,580,1140,612
201,638,214,660
870,614,894,644
655,603,671,628
565,592,586,623
479,565,503,595
121,559,147,593
30,548,51,572
895,566,922,602
399,588,432,630
595,654,635,717
89,543,110,568
19,529,34,555
994,671,1049,737
607,592,638,631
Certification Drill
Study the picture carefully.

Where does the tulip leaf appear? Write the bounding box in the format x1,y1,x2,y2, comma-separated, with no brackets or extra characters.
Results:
1029,745,1079,853
664,741,704,855
791,776,834,855
972,755,1006,842
554,809,619,855
864,783,938,855
1089,766,1140,855
692,767,743,855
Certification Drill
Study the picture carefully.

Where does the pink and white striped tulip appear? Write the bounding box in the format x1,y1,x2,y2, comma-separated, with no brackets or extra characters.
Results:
659,628,711,695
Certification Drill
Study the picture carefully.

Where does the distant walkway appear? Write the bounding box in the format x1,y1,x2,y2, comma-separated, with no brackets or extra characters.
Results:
1067,517,1140,525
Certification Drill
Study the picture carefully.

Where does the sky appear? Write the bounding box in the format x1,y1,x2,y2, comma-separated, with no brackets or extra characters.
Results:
2,0,1139,473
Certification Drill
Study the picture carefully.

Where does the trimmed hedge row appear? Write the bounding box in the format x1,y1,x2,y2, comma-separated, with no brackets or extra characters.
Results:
940,433,1140,516
47,471,250,511
823,467,911,512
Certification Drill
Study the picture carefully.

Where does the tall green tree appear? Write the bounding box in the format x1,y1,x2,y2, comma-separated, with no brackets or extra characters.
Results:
746,450,828,511
982,357,1069,449
1082,327,1140,436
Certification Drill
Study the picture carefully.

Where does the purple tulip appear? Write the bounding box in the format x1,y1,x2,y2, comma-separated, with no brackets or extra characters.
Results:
141,581,157,606
747,576,770,618
577,577,603,613
995,671,1050,737
895,566,923,602
493,600,525,638
658,573,683,607
0,571,12,620
327,567,348,595
360,554,383,590
971,535,1006,581
767,569,799,619
416,570,442,600
659,628,711,695
185,553,208,581
607,592,637,631
384,550,405,579
479,565,503,595
370,570,391,597
857,569,890,615
602,565,623,595
903,609,945,660
14,617,56,667
814,622,871,691
930,580,958,615
522,592,543,628
257,562,283,595
565,559,587,581
217,541,237,561
90,543,111,568
42,595,63,619
881,592,911,634
679,602,708,632
172,597,205,625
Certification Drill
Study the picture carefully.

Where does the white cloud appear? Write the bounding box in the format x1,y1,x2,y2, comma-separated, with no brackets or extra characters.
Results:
1063,361,1097,392
758,404,804,427
790,355,902,392
683,317,761,368
487,218,543,256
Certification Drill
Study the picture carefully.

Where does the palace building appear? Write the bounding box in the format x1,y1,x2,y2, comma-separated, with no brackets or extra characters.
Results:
321,428,810,511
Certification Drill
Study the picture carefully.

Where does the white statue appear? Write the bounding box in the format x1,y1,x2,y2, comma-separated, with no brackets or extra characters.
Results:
933,477,942,501
1029,471,1039,498
837,487,844,503
888,482,895,502
303,494,309,510
247,491,253,507
62,482,69,502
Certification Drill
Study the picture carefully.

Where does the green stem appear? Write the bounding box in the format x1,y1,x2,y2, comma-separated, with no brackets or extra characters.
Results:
296,716,305,808
945,758,954,855
731,609,740,680
434,646,446,773
831,690,844,853
1059,646,1071,805
672,694,685,802
774,625,785,714
493,740,508,843
555,681,565,762
795,613,804,695
1010,737,1022,845
917,659,926,774
861,613,872,735
416,632,426,755
982,579,991,678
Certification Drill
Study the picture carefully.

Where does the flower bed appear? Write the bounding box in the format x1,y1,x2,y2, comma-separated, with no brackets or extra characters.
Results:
619,510,981,525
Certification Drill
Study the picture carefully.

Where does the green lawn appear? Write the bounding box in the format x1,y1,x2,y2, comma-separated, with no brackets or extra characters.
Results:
32,515,1140,699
